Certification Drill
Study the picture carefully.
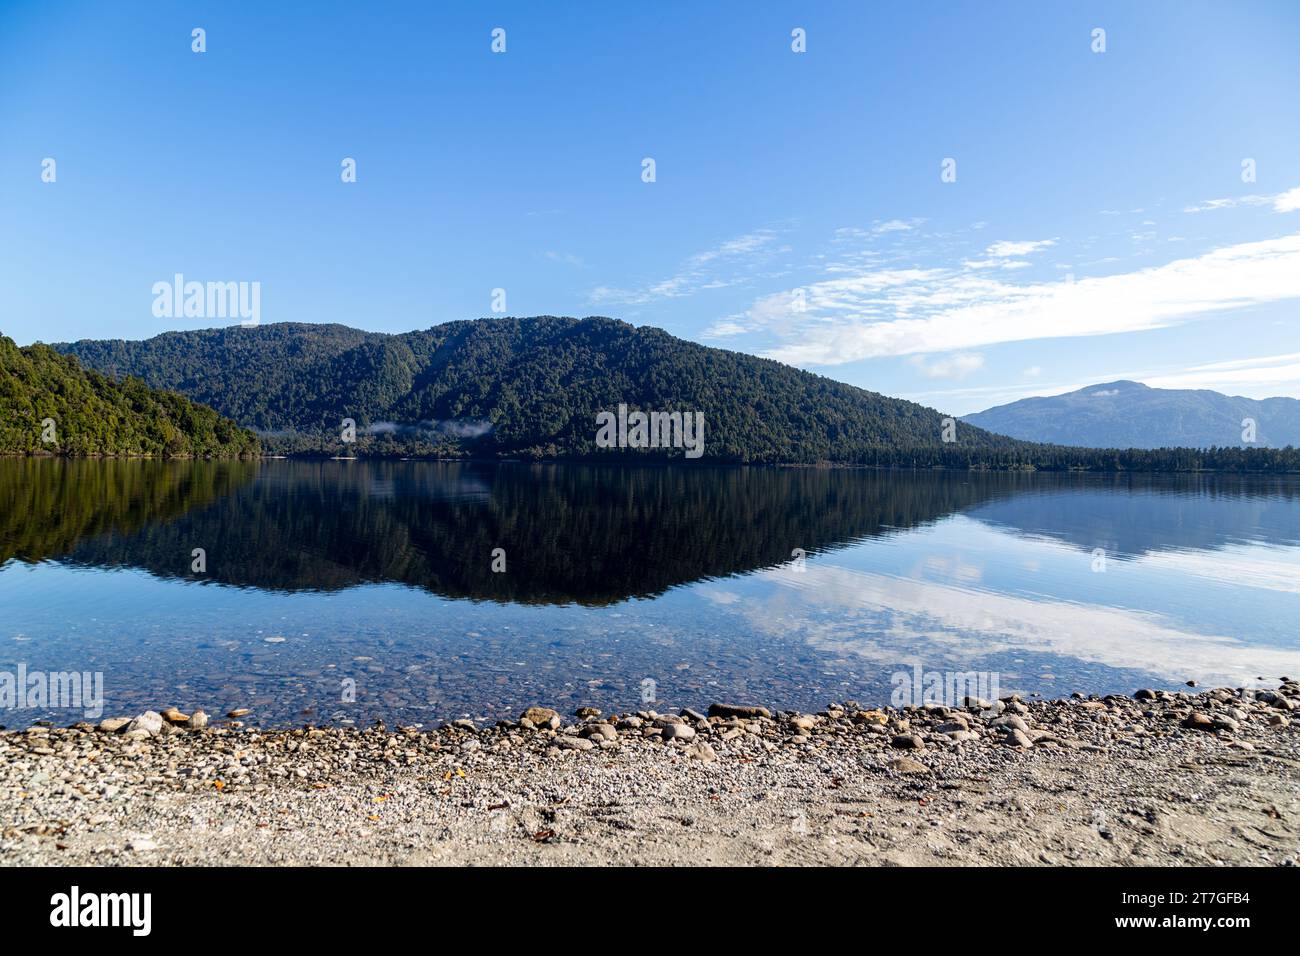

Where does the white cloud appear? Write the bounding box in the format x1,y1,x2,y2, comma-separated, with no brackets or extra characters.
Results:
588,229,778,305
1142,352,1300,395
908,352,985,380
702,317,750,338
544,250,585,268
963,258,1033,270
1275,186,1300,214
873,218,919,234
1183,185,1300,214
984,238,1056,258
690,230,775,265
749,232,1300,366
1183,197,1250,213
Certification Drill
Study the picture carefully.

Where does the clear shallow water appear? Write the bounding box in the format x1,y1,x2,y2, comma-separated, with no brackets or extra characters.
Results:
1,459,1298,728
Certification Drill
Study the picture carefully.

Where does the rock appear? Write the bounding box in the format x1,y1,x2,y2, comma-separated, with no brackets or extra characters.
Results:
935,717,969,734
853,710,888,726
990,715,1029,732
685,742,716,762
1134,688,1158,700
125,835,158,852
160,707,189,724
616,716,644,730
1211,715,1239,732
679,708,707,722
963,696,992,711
550,735,594,751
226,708,251,719
450,719,477,731
707,703,771,720
97,717,130,733
1268,714,1290,728
1182,713,1214,730
580,723,617,741
1002,728,1033,748
574,707,601,719
520,707,561,730
661,723,696,741
652,714,688,728
789,714,818,732
126,711,164,737
890,733,925,750
186,710,209,730
888,757,929,774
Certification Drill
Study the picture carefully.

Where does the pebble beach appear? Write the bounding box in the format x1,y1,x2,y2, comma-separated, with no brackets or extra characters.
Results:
3,684,1298,866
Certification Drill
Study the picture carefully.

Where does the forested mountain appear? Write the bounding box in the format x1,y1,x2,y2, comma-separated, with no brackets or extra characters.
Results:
964,380,1300,449
52,319,1300,471
57,317,1016,462
0,334,259,458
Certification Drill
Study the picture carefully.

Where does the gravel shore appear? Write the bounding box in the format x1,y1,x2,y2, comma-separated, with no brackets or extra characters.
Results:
3,684,1298,866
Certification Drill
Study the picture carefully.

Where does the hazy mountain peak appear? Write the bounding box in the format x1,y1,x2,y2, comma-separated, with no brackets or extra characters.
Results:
964,381,1300,449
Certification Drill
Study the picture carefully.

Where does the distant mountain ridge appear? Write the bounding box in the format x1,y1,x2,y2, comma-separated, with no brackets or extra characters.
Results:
55,317,1020,463
963,380,1300,450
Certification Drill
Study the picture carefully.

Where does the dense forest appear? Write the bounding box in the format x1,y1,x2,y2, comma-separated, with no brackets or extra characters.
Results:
0,334,260,458
53,317,1300,472
56,317,1015,459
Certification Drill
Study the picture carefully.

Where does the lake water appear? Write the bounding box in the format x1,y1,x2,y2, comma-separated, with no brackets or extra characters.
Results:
2,458,1299,728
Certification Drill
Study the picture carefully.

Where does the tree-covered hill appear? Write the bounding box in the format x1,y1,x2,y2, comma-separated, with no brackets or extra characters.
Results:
53,318,1300,471
0,334,259,458
56,317,1017,462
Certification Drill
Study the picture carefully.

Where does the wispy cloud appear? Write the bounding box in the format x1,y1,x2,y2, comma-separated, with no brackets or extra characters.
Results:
746,232,1300,366
984,238,1057,258
872,218,922,234
909,352,985,380
1183,185,1300,214
703,315,750,337
589,229,779,306
544,250,586,268
1144,351,1300,394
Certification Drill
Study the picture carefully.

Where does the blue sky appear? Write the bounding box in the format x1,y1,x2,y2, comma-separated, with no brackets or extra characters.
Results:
2,0,1299,414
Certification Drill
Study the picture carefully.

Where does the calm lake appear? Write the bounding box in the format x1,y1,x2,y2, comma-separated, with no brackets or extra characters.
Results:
2,458,1298,728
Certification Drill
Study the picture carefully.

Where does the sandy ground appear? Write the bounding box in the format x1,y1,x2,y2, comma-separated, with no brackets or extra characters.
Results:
3,687,1298,866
